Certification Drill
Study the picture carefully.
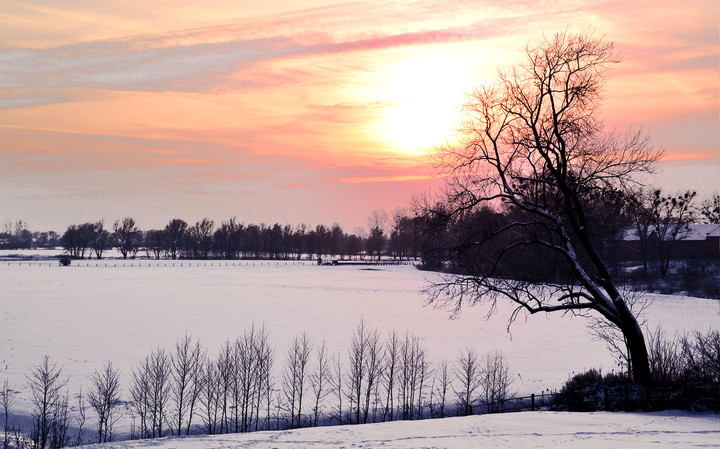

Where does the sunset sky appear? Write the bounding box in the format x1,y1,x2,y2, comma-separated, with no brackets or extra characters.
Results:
1,0,718,233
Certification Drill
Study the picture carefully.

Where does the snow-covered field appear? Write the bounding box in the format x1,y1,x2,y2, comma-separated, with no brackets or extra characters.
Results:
1,260,719,446
84,411,720,449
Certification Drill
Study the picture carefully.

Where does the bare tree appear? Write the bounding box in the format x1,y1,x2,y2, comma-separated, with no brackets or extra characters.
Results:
381,330,399,422
129,359,151,439
366,210,389,260
453,348,481,416
130,348,171,439
215,341,234,434
361,326,382,424
170,335,204,436
432,360,451,418
398,332,426,420
346,320,380,424
1,379,18,449
87,361,121,443
282,332,312,428
329,352,344,425
26,356,69,449
91,220,110,259
649,189,696,278
199,359,220,435
252,326,273,432
480,351,512,414
424,31,660,384
309,340,331,427
700,192,720,223
113,217,140,259
186,219,214,259
164,219,188,260
74,388,86,447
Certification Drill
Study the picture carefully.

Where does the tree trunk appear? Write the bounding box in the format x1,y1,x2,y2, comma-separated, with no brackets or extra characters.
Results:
616,300,651,384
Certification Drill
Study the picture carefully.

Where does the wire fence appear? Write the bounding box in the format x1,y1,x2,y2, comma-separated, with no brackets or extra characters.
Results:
3,259,417,268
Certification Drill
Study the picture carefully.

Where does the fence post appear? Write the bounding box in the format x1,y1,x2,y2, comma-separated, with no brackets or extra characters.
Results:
531,394,535,411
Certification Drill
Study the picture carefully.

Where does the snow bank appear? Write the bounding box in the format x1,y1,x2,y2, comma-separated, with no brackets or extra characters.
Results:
82,411,720,449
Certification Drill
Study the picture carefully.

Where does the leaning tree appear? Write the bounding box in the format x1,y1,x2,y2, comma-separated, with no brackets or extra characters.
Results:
424,31,661,383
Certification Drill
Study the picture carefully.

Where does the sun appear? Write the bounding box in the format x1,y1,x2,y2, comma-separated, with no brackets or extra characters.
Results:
372,53,473,156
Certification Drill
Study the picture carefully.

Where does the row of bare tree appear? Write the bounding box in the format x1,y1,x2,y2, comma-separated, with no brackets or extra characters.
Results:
56,212,423,262
1,321,513,448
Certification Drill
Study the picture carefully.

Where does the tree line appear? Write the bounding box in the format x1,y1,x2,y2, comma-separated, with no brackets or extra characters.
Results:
0,211,422,262
1,321,514,449
416,188,719,285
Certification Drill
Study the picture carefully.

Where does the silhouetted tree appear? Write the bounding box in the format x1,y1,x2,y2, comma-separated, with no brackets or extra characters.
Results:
424,31,660,384
700,192,720,223
186,219,214,259
91,220,110,259
648,189,696,277
366,210,388,260
27,356,69,449
164,219,188,260
113,217,140,259
87,361,121,443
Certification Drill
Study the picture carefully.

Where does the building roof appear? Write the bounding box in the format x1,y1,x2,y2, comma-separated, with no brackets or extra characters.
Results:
618,223,720,241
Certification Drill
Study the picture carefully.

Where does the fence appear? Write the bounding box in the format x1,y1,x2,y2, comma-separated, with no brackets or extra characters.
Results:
3,259,417,268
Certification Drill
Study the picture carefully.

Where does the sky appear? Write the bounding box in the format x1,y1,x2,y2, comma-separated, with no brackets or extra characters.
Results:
1,0,718,233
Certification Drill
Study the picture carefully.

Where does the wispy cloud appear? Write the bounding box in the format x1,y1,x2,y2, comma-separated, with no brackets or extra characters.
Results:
0,0,559,108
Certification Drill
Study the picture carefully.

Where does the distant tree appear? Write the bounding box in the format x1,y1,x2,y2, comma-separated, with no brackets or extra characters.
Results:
648,189,697,277
328,223,344,258
62,223,94,258
700,192,720,223
214,218,241,259
144,230,165,260
164,219,188,260
113,217,140,259
186,218,214,259
312,225,328,258
625,188,656,278
345,233,362,260
366,210,388,260
91,220,110,259
390,210,417,260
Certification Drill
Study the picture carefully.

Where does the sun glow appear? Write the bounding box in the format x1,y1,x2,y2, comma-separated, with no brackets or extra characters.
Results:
373,53,474,156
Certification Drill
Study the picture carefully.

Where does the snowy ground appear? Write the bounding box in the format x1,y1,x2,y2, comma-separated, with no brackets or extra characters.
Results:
82,411,720,449
1,260,719,443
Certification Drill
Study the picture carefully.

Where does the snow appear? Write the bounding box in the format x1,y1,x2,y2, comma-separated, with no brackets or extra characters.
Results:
1,260,719,446
83,411,720,449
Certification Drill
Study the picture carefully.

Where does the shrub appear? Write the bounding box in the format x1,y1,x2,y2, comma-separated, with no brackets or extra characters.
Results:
555,369,639,411
557,329,720,412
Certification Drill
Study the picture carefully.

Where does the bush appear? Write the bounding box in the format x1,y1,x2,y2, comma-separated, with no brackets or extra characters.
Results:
557,329,720,412
555,369,640,411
